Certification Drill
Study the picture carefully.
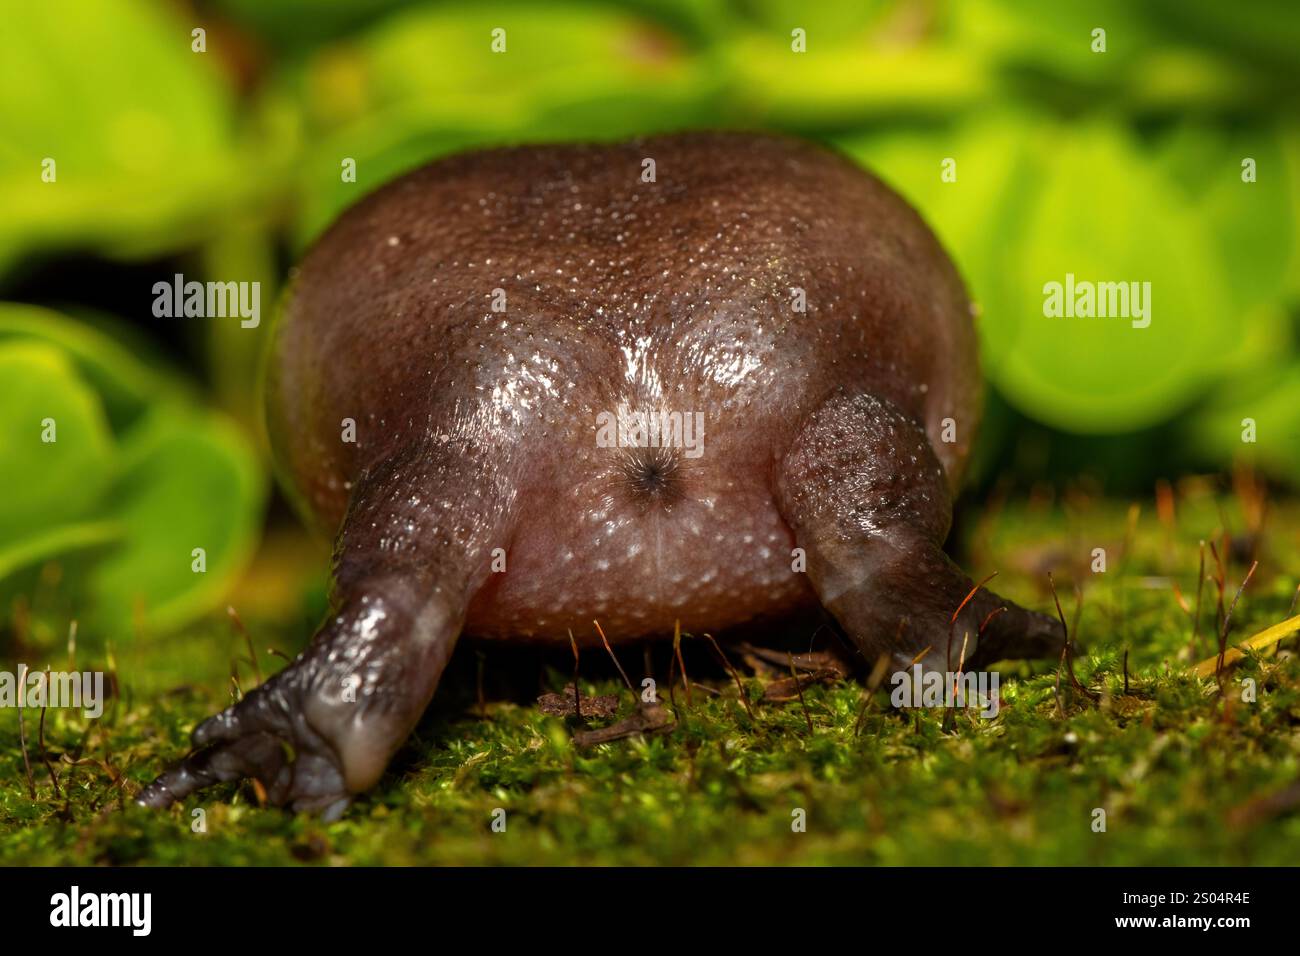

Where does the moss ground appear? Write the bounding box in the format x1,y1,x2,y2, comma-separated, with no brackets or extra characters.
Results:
3,486,1299,865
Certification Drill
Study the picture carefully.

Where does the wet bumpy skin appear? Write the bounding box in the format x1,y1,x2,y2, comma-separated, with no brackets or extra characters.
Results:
139,132,1064,818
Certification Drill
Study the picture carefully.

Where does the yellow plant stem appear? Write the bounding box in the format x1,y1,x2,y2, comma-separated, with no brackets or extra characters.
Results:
1192,613,1300,679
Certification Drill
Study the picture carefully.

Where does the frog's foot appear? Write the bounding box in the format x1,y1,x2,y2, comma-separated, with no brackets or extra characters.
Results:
777,391,1067,673
139,580,468,820
137,658,355,820
138,440,520,817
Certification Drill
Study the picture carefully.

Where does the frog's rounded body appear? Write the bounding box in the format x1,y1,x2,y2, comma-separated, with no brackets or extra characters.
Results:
143,133,1059,818
267,133,978,643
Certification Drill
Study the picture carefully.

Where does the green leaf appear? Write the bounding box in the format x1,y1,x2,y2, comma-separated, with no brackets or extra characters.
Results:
0,0,247,271
725,43,990,127
211,0,415,50
288,2,719,246
0,521,123,582
951,0,1153,85
983,123,1233,433
1154,124,1293,315
1283,126,1300,297
0,306,266,642
1139,0,1300,77
0,302,187,433
0,341,115,541
836,113,1036,312
84,408,266,639
1185,362,1300,477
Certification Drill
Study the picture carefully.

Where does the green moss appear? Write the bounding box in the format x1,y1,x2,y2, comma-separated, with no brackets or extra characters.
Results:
3,496,1299,865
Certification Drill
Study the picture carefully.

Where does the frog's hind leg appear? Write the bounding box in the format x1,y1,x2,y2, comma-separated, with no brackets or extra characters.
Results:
137,438,519,818
774,392,1064,679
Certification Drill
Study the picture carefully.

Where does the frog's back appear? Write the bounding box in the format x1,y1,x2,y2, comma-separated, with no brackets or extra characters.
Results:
265,133,979,638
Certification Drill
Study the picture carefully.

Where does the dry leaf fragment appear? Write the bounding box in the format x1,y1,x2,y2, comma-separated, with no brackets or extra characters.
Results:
572,702,673,747
536,684,620,718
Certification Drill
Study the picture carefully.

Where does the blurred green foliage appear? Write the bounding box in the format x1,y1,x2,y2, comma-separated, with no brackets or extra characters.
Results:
0,305,264,642
4,0,1297,431
0,0,264,273
2,0,1299,637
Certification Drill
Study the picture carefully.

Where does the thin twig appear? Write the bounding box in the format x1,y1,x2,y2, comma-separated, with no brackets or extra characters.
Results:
1217,560,1259,680
17,664,36,799
1209,540,1227,641
39,668,62,798
978,606,1006,637
1048,571,1095,713
944,628,973,732
593,620,634,693
1056,573,1091,698
701,633,755,722
1189,540,1206,657
789,652,813,734
1053,646,1066,719
666,637,678,715
228,605,262,685
567,629,582,720
947,572,997,670
854,653,893,738
672,619,692,706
